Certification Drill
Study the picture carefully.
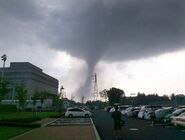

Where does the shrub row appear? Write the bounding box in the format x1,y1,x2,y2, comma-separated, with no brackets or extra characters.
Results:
0,104,17,112
0,117,41,123
49,113,64,118
0,122,41,128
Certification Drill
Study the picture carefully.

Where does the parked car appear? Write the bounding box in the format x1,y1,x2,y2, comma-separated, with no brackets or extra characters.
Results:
132,109,140,118
127,107,141,117
138,105,161,119
121,107,133,115
110,105,132,113
109,107,115,113
164,108,185,123
155,107,175,121
144,109,153,120
119,105,132,111
104,106,113,112
65,108,91,117
138,105,151,119
138,110,145,119
171,112,185,127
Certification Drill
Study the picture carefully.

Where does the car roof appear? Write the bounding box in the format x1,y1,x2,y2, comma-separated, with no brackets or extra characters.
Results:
67,107,84,110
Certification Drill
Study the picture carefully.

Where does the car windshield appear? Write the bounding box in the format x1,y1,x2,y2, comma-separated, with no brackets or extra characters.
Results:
173,109,185,116
179,112,185,117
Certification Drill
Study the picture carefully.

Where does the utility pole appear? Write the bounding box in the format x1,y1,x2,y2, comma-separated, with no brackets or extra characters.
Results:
92,73,98,101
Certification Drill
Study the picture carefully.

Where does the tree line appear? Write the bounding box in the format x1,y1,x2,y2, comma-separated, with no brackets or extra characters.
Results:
100,87,185,106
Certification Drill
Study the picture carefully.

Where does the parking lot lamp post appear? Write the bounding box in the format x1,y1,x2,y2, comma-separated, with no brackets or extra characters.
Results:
130,93,135,105
59,85,64,111
60,85,64,99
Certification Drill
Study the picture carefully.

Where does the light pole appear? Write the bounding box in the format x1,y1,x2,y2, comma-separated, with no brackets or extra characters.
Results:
59,85,64,112
60,85,64,99
1,54,7,78
130,93,135,106
11,83,15,104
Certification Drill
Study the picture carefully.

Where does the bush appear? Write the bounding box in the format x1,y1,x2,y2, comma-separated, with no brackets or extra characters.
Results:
25,108,32,112
49,114,63,118
0,122,41,128
0,104,17,112
0,117,41,123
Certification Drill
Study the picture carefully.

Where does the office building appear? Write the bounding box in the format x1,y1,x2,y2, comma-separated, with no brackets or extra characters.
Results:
0,62,59,100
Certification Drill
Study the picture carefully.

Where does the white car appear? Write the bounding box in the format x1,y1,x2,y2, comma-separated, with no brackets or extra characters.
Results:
109,107,115,113
111,105,132,113
171,112,185,127
138,105,161,119
138,106,151,119
138,108,147,119
144,109,153,120
65,108,91,118
155,107,174,121
104,106,113,112
121,107,132,115
164,108,185,123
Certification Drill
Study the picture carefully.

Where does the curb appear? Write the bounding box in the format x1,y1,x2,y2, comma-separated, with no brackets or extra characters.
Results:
90,118,101,140
9,117,60,140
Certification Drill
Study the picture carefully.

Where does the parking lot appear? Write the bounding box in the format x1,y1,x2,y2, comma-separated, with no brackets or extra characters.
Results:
92,110,185,140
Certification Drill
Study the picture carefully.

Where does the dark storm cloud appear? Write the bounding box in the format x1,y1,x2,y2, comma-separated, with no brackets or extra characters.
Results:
0,0,43,49
39,0,185,96
1,0,185,97
0,0,41,21
42,0,185,63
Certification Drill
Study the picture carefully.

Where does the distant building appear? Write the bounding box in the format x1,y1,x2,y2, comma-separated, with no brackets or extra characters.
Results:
0,62,59,100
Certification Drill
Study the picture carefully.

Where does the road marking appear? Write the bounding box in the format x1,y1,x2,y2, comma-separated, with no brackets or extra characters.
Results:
165,126,176,129
90,118,101,140
129,128,139,131
49,118,92,126
154,124,165,126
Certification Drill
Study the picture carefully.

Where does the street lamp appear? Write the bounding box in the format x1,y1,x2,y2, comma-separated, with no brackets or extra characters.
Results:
60,85,64,99
59,85,65,112
1,54,7,77
130,93,135,105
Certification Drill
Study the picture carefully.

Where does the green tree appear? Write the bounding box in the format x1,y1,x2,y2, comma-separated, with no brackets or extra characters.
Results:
53,95,63,113
170,93,176,105
15,85,27,111
31,90,40,111
99,89,108,102
107,87,125,106
39,91,48,110
0,77,10,102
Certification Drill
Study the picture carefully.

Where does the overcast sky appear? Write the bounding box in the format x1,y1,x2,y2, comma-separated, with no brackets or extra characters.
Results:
1,0,185,101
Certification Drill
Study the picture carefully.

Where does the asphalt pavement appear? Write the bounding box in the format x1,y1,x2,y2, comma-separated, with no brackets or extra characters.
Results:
92,110,185,140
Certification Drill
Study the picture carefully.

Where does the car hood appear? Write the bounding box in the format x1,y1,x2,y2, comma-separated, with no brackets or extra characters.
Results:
165,114,172,118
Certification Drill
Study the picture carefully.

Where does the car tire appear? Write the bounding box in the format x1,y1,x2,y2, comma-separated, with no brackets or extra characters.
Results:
68,114,73,118
85,114,89,118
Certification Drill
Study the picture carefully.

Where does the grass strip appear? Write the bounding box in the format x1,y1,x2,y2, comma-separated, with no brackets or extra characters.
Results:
0,126,32,140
